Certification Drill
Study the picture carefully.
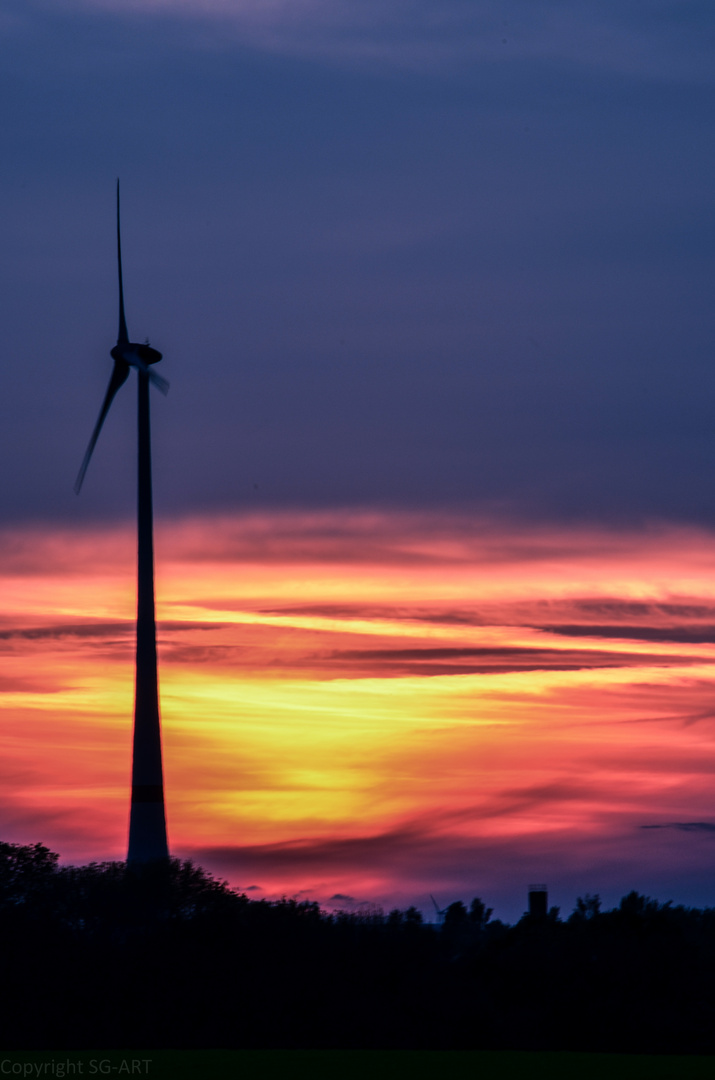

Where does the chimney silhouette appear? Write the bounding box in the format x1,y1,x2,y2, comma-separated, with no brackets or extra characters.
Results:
528,884,548,917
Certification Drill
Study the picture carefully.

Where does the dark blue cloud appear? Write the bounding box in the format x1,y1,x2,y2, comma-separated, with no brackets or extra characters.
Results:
0,0,713,523
642,822,715,833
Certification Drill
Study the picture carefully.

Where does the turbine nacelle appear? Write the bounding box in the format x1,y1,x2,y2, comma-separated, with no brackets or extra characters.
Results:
112,342,163,367
112,343,169,396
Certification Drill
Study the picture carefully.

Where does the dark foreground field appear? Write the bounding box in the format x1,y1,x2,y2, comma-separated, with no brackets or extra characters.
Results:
3,841,715,1054
0,1051,713,1080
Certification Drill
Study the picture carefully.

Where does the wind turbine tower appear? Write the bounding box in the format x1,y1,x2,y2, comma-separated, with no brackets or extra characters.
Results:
76,181,170,864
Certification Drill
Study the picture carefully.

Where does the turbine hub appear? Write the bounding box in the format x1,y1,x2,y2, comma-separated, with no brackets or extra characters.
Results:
111,343,163,366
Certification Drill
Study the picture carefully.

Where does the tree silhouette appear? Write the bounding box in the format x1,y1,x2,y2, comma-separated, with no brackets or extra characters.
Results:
1,840,715,1052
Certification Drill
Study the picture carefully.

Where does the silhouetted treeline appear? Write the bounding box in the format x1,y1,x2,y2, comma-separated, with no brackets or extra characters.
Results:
1,840,714,1052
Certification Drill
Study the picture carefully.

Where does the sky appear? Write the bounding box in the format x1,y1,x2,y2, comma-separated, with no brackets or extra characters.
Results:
0,0,714,920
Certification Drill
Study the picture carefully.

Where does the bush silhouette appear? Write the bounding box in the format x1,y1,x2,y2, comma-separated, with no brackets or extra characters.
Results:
1,840,715,1052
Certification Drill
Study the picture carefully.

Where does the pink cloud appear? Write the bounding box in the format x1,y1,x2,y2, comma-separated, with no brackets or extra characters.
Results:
3,510,715,915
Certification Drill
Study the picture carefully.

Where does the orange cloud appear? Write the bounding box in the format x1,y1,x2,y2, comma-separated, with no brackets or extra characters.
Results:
2,510,715,917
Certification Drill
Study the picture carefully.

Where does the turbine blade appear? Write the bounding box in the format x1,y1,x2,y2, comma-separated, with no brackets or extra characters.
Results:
130,351,169,395
116,179,129,344
74,359,130,494
148,369,170,396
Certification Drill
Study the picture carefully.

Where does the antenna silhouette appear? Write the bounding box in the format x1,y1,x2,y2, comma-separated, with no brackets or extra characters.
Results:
76,180,170,864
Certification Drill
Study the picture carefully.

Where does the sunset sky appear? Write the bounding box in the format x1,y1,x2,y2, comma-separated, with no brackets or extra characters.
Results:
0,1,714,920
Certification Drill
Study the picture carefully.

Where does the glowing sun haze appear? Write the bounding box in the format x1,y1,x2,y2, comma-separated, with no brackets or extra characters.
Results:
0,0,713,926
3,510,715,918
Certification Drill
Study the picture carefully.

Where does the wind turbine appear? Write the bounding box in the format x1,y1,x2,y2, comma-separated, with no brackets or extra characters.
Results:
75,181,170,864
430,894,446,925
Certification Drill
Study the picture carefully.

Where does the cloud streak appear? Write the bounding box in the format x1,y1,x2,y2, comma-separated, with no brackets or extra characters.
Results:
56,0,715,84
642,822,715,834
